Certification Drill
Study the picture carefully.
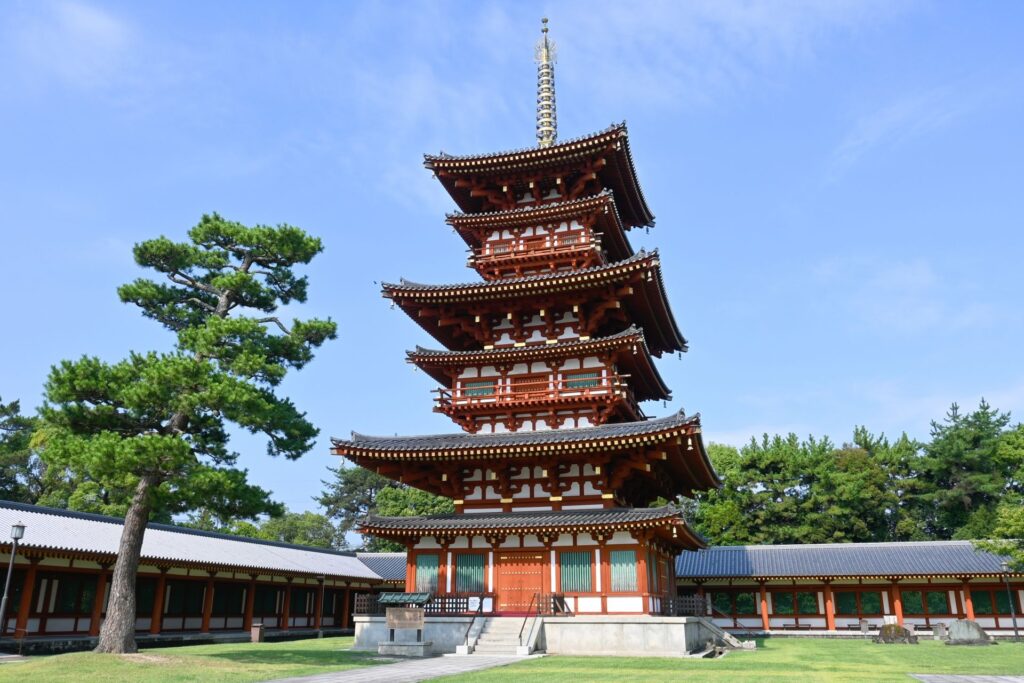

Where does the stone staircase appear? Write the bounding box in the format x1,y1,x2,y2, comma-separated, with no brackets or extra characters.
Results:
471,617,525,655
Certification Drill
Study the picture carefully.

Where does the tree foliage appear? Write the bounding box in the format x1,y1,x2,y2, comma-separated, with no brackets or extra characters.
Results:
184,508,345,549
0,397,44,503
694,399,1022,549
40,213,336,653
318,464,454,551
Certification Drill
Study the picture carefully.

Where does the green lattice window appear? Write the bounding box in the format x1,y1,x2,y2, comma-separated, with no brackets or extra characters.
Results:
564,371,600,389
734,592,757,615
901,591,925,615
835,591,858,615
609,550,637,592
925,590,948,614
796,591,819,614
972,590,993,615
860,591,882,614
772,592,794,615
415,554,439,593
559,551,592,592
455,554,485,593
712,592,732,614
464,380,495,398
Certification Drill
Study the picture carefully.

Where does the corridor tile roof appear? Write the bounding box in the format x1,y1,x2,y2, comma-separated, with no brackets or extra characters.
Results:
675,541,1017,579
0,500,381,581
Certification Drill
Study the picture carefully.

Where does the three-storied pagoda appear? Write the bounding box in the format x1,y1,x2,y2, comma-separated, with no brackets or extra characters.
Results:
333,20,719,616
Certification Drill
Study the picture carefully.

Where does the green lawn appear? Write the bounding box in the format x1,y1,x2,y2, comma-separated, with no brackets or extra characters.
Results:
0,636,381,683
438,638,1024,683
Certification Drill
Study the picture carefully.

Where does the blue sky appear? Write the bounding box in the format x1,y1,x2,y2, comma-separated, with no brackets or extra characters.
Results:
1,1,1022,515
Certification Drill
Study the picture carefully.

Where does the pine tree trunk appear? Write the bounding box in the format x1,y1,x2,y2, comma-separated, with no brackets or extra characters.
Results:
94,473,157,653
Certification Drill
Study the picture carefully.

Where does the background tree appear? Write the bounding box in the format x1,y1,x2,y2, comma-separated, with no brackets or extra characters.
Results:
318,465,399,536
977,422,1024,569
366,486,455,551
41,214,336,653
254,511,344,548
916,400,1014,539
0,397,44,503
318,465,454,551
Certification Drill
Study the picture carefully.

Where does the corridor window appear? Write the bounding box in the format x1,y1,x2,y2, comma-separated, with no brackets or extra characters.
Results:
415,554,439,593
559,551,592,592
455,554,485,593
609,550,637,592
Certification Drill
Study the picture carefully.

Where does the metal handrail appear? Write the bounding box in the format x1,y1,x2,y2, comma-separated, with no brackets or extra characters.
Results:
463,597,485,647
708,604,759,641
517,592,539,645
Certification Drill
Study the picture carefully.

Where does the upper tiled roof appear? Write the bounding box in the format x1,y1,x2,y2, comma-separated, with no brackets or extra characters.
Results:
383,251,686,356
409,325,646,360
356,552,407,581
446,190,624,226
407,327,670,401
424,124,654,228
0,501,381,581
360,505,697,536
333,409,700,454
446,191,634,262
675,541,1018,579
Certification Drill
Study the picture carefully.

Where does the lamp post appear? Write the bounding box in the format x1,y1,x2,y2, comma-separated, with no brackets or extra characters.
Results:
1002,561,1020,642
0,522,26,638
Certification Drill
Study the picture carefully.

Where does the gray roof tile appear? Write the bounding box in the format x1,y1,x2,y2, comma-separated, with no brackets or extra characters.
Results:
0,501,381,581
675,541,1016,579
361,506,684,532
356,552,407,581
333,409,699,452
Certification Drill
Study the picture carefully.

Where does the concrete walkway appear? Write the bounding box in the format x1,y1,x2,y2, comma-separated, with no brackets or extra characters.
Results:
912,677,1024,682
262,654,533,683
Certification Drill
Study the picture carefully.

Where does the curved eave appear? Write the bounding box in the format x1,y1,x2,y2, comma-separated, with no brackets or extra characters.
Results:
424,124,654,228
357,507,703,551
406,328,671,401
335,413,719,500
446,192,634,261
383,251,686,356
682,425,722,491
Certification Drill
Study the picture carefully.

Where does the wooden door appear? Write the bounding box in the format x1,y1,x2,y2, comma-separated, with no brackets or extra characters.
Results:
496,551,546,614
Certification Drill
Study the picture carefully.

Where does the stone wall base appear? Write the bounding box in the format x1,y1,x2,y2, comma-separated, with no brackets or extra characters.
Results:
541,616,720,657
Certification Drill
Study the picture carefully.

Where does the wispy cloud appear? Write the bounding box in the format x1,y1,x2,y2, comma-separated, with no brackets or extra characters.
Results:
8,1,132,90
553,0,913,110
813,256,996,334
827,85,978,179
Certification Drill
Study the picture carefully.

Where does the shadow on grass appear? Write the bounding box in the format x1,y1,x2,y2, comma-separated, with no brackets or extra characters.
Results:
199,648,383,667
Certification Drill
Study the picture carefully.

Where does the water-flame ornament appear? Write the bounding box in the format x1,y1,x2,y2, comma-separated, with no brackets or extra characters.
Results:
535,17,557,148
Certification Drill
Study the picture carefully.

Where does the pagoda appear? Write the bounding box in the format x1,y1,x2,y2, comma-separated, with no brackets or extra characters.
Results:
333,19,719,617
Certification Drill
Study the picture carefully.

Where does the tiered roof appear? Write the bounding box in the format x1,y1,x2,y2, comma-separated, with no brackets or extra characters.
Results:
407,326,670,401
448,190,633,264
360,505,705,551
383,250,686,356
332,410,720,498
424,123,654,227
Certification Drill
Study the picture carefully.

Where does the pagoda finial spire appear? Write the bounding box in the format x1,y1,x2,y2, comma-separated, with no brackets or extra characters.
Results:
535,17,557,148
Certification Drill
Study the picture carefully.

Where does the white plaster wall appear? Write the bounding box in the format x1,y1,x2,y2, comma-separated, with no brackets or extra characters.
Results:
576,597,603,613
606,597,644,613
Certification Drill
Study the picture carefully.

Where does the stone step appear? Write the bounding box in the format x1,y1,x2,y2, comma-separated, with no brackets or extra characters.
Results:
473,645,519,654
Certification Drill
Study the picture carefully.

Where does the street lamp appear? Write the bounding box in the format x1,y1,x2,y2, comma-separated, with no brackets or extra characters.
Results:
1002,561,1020,642
0,522,26,639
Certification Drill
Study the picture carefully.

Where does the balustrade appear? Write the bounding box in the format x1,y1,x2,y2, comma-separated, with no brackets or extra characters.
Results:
436,372,634,408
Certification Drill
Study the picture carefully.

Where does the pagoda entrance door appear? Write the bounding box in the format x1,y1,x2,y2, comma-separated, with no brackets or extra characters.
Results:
496,551,546,614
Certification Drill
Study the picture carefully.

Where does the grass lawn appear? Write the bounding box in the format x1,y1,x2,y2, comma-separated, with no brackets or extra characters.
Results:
437,638,1024,683
0,636,381,683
